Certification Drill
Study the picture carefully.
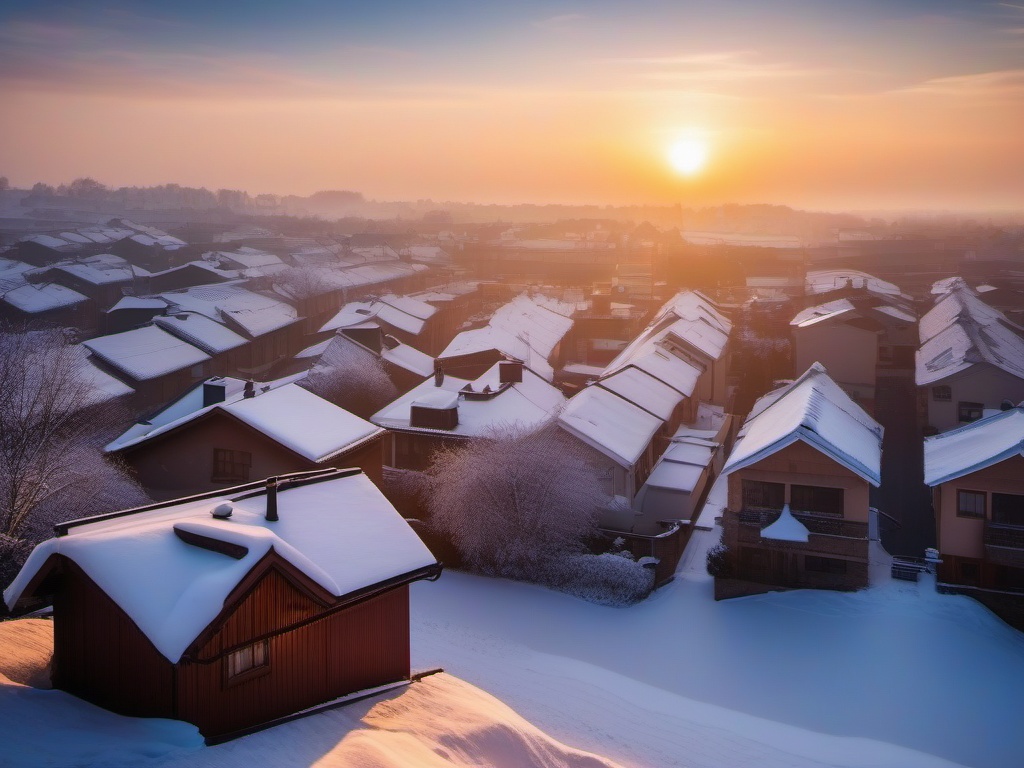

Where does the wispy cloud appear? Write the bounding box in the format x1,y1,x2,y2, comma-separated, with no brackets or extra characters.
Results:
895,69,1024,97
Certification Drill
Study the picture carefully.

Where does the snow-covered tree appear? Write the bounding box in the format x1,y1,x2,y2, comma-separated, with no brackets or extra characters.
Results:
423,425,608,579
0,329,148,586
300,335,397,418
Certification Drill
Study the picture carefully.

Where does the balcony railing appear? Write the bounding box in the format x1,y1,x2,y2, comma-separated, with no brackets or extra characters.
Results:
736,507,869,540
984,521,1024,568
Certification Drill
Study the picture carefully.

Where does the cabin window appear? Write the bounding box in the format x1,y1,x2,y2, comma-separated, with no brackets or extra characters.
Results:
741,480,784,511
212,449,252,482
957,402,984,423
790,485,844,517
227,640,269,682
804,555,847,574
931,386,951,402
992,493,1024,527
957,490,986,519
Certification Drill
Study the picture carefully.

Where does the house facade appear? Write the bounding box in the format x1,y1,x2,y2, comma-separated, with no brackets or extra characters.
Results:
715,363,883,599
925,408,1024,627
3,469,441,740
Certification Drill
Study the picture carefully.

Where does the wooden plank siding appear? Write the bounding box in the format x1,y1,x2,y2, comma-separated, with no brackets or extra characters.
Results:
177,559,411,737
51,557,175,719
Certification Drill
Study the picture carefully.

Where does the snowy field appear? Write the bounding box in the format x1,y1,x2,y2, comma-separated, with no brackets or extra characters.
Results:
410,529,1024,768
3,528,1024,767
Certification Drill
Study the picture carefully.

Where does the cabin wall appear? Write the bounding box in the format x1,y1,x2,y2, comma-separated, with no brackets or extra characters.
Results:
936,454,1024,559
177,570,410,737
52,557,175,719
926,366,1024,433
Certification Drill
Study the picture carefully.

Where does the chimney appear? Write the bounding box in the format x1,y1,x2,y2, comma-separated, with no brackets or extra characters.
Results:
434,364,444,387
243,379,256,399
265,476,279,522
499,360,523,384
203,381,227,407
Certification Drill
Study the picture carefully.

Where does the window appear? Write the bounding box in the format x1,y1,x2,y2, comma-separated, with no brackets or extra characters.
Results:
804,555,848,575
790,485,844,517
956,490,986,519
742,480,784,510
227,640,269,681
931,385,951,402
992,493,1024,527
212,449,252,482
958,401,984,423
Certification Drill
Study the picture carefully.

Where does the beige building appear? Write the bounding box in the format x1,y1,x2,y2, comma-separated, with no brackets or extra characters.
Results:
715,363,883,599
790,294,917,411
925,408,1024,626
918,281,1024,433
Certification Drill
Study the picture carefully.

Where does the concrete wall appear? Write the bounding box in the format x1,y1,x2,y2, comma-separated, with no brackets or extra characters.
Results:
926,365,1024,433
793,322,877,390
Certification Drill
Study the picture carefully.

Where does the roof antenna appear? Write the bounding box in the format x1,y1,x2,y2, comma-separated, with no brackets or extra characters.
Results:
265,476,279,522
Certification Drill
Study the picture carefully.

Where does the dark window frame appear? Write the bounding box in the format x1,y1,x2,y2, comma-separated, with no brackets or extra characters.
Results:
741,479,785,511
956,489,986,519
958,401,984,423
212,448,253,483
790,484,845,517
225,640,270,686
991,492,1024,527
931,385,951,402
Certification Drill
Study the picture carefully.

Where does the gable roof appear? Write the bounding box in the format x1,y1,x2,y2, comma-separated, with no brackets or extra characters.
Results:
83,325,211,381
924,407,1024,486
159,284,299,338
107,381,381,462
3,470,438,662
557,385,663,468
723,363,883,485
916,285,1024,386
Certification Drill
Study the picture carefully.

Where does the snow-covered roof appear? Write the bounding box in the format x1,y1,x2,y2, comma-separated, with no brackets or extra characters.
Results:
642,439,717,493
154,313,248,354
382,341,434,377
437,294,575,381
4,471,437,662
222,384,383,462
602,291,729,395
557,385,663,467
54,254,150,285
109,296,168,312
724,363,883,485
0,259,34,293
931,276,969,296
924,407,1024,486
806,269,906,299
379,293,437,321
916,285,1024,386
372,362,564,438
83,325,210,381
159,284,299,338
2,282,88,313
63,343,136,404
790,299,856,328
597,367,685,421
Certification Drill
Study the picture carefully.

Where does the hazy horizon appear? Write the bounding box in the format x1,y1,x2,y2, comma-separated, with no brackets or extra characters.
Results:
3,1,1024,213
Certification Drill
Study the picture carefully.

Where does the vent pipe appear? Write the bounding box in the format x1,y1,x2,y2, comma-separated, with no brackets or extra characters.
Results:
265,476,279,522
243,379,256,399
434,364,444,387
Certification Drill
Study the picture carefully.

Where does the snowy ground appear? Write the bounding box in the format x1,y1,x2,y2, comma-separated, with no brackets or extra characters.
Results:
409,528,1024,768
2,529,1023,767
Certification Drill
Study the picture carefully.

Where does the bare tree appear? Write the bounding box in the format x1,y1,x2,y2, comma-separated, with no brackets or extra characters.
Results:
0,329,148,546
273,266,334,302
423,425,608,578
301,335,397,418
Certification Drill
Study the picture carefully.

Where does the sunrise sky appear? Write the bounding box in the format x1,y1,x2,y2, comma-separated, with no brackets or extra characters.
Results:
2,0,1023,210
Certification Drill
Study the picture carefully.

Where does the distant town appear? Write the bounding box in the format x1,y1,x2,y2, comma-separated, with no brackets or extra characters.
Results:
1,179,1023,767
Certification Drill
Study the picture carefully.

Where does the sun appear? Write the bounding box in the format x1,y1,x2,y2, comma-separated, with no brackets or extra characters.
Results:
668,138,709,176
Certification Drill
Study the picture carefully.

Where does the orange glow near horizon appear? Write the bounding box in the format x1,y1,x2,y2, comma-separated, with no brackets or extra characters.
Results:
2,3,1023,212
